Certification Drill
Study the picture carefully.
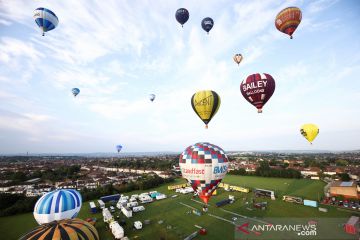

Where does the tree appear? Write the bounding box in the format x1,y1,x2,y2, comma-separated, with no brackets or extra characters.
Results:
339,173,351,181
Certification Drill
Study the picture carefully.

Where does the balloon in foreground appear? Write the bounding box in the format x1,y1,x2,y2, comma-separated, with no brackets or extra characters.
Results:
275,7,302,39
175,8,189,27
240,73,275,113
201,17,214,34
33,8,59,36
191,90,221,128
116,144,123,153
149,94,156,102
72,88,80,97
19,218,99,240
300,124,319,144
179,142,229,204
233,54,243,65
33,189,82,225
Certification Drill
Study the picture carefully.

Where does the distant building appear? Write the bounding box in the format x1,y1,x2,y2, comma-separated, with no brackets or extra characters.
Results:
329,181,359,199
25,178,41,184
300,167,320,177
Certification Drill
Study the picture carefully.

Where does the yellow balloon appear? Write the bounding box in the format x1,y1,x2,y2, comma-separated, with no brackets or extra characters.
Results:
300,124,319,144
191,90,221,128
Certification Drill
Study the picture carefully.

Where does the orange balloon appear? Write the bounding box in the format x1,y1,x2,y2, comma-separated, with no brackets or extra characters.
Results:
275,7,302,39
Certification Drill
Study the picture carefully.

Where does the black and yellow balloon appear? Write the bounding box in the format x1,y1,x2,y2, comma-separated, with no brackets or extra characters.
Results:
191,90,221,128
19,218,99,240
300,123,319,144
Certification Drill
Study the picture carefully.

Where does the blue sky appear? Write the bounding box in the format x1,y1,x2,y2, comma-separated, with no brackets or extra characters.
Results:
0,0,359,154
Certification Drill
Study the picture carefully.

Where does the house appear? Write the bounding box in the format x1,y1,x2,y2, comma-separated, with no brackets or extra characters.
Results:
300,167,320,177
329,181,359,199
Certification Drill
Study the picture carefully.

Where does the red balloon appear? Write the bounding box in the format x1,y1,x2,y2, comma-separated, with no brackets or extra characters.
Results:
240,73,275,113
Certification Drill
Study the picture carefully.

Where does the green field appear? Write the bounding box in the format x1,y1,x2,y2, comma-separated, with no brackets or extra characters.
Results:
0,176,356,240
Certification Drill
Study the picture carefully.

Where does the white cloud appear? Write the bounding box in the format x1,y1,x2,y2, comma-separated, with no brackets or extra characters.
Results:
308,0,339,13
0,19,11,26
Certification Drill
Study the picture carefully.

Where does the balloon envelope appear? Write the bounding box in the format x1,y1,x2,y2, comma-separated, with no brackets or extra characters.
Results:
275,7,302,39
19,218,99,240
149,94,156,102
116,145,123,153
300,124,319,144
191,90,221,128
175,8,189,26
201,17,214,33
72,88,80,97
33,8,58,36
233,54,243,65
33,189,82,225
240,73,275,113
179,142,229,204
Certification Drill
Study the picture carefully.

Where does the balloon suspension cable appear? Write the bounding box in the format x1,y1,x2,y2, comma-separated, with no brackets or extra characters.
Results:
257,109,263,113
205,124,208,129
182,25,183,28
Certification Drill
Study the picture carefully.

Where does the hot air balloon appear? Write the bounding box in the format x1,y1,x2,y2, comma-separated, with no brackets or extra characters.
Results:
240,73,275,113
233,54,243,65
175,8,189,27
191,90,221,128
201,17,214,34
116,145,122,153
179,142,229,204
149,94,156,102
300,124,319,144
275,7,302,39
19,218,99,240
72,88,80,97
33,189,82,225
33,8,59,36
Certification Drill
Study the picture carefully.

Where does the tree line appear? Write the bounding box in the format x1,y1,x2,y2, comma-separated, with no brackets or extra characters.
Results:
229,161,302,178
0,175,174,216
0,165,81,185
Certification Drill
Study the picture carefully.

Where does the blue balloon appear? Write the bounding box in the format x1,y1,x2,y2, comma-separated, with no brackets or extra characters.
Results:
72,88,80,97
33,189,82,225
175,8,189,27
116,145,122,153
201,17,214,34
33,8,59,36
149,94,156,102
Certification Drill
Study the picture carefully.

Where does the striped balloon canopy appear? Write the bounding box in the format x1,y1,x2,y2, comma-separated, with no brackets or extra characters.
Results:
19,218,99,240
191,90,221,129
33,189,82,225
275,7,302,39
179,142,229,204
33,8,59,36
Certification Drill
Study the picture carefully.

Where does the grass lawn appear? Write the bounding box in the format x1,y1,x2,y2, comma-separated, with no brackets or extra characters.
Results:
0,176,356,240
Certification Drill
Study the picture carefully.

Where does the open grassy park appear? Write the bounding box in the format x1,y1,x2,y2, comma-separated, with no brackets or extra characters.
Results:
0,175,357,240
